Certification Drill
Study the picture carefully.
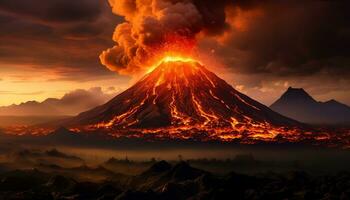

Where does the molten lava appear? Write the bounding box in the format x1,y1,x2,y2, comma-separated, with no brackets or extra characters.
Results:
3,57,350,148
63,57,308,141
146,56,200,74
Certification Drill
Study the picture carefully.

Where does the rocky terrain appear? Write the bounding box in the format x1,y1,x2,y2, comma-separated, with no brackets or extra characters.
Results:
0,161,349,200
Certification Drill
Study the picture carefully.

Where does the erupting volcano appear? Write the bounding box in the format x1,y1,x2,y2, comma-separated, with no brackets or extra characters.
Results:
61,56,306,142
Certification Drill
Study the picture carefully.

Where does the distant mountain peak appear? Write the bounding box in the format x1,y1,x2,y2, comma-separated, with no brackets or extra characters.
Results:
279,87,316,103
286,87,310,96
271,87,350,125
0,88,116,117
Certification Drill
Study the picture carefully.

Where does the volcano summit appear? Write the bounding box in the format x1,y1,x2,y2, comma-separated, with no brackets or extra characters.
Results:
61,58,303,141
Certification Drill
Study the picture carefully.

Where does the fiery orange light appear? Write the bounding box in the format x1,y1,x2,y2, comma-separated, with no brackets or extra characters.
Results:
3,34,350,149
146,55,200,74
142,34,200,74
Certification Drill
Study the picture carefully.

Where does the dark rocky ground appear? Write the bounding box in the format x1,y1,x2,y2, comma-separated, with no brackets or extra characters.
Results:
0,160,350,200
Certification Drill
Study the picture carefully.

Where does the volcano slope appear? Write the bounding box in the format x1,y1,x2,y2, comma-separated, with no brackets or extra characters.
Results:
61,59,308,142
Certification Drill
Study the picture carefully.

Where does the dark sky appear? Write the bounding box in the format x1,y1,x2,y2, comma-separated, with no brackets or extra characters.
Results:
0,0,121,79
0,0,349,106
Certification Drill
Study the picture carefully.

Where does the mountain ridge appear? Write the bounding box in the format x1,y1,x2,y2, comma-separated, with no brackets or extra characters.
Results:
0,87,116,117
270,87,350,125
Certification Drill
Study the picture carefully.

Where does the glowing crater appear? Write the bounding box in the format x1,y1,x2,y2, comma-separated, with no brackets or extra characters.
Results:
147,55,201,74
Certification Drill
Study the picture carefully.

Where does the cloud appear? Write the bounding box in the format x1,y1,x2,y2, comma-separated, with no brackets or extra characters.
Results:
100,0,233,75
193,1,350,105
207,1,350,79
0,87,119,116
0,0,124,82
59,87,114,105
0,0,349,105
100,0,350,81
0,0,102,24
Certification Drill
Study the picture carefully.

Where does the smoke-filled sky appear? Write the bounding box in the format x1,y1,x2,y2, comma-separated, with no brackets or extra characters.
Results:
0,0,349,107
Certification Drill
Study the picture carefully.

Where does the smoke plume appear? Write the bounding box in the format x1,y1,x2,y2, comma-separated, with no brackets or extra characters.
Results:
100,0,231,75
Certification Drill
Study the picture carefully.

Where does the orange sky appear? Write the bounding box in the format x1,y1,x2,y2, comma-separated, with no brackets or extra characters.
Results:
0,0,349,107
0,63,130,106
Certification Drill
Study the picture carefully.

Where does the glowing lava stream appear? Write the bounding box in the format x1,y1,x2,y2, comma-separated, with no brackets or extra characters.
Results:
54,55,341,145
3,56,349,148
90,57,287,133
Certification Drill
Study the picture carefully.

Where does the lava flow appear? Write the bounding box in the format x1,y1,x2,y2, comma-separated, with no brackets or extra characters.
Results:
62,56,310,141
3,56,350,148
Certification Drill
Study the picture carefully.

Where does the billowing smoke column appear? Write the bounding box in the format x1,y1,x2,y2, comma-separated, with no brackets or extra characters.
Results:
100,0,231,75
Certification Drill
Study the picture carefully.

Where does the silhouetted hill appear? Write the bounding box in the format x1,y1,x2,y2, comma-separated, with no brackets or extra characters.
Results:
44,148,82,161
270,87,350,125
130,161,208,190
45,127,80,141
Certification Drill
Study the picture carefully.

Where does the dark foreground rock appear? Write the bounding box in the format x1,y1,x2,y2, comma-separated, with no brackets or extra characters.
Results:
0,161,349,199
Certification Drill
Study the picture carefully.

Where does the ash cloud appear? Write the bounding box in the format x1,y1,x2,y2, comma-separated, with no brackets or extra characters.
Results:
101,0,350,81
100,0,232,75
0,0,349,105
